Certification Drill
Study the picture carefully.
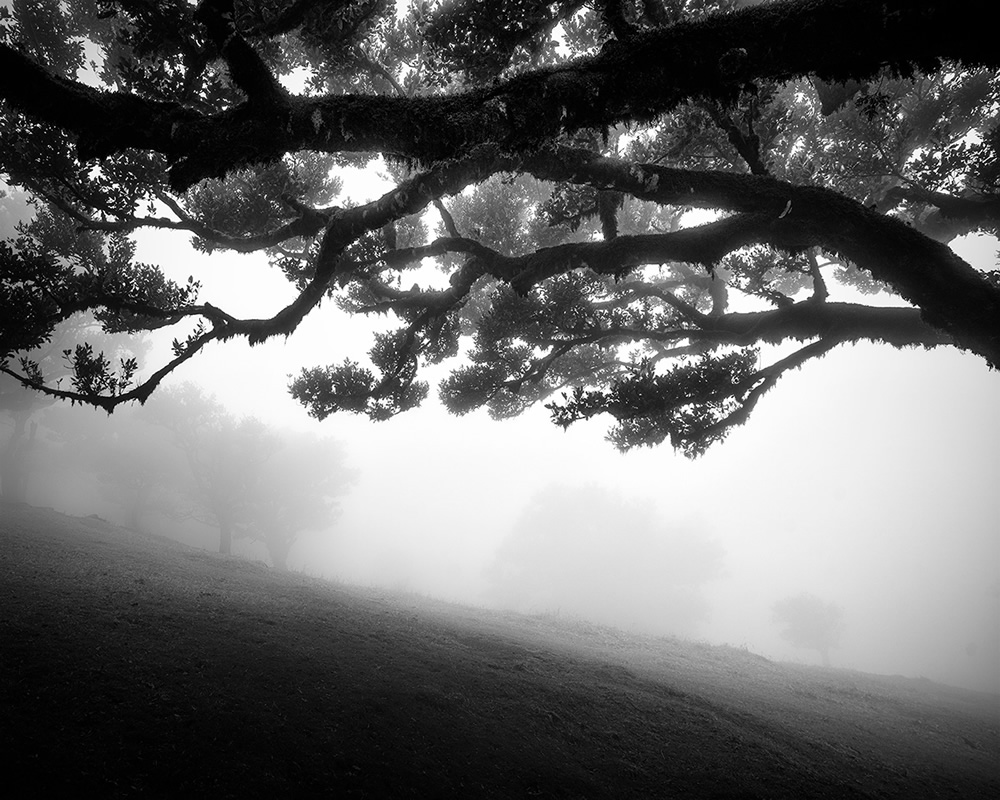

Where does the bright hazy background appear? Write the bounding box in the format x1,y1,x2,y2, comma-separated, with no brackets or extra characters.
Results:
3,164,998,694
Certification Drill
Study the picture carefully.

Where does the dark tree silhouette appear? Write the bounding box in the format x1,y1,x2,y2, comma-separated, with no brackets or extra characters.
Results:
1,0,997,454
772,592,844,667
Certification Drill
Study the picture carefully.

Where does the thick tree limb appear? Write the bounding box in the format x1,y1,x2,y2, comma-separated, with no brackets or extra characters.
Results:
884,185,1000,237
157,192,335,253
0,45,198,164
522,147,1000,366
195,0,288,106
696,302,948,349
385,215,790,292
2,0,994,190
0,148,521,412
434,199,461,238
703,101,768,176
806,250,829,301
31,183,335,253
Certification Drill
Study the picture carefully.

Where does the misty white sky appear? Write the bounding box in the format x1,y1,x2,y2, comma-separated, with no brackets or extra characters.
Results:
3,162,997,691
114,168,1000,690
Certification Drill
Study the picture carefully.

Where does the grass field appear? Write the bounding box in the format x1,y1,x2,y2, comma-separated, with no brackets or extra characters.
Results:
2,504,997,798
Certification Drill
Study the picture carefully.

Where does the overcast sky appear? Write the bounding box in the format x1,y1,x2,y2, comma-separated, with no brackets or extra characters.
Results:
3,168,997,691
115,169,1000,690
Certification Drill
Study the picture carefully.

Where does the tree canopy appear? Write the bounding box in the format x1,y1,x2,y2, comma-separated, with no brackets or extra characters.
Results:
1,0,998,454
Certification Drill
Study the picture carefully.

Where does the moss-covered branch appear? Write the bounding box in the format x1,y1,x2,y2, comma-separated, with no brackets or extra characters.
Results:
3,1,995,190
522,148,1000,366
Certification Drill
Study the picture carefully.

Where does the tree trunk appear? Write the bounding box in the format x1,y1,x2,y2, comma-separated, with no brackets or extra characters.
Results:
218,514,232,555
0,414,34,504
266,534,292,571
126,503,143,534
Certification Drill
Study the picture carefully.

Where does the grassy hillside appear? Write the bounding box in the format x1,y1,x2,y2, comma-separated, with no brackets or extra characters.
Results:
2,504,997,798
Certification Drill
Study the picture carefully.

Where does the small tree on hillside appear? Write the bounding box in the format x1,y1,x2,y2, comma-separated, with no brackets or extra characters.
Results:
241,429,356,570
41,402,188,531
772,592,844,667
141,383,354,565
487,484,723,635
140,384,249,554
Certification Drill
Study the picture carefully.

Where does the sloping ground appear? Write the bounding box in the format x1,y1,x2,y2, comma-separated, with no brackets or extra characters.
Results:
1,505,997,799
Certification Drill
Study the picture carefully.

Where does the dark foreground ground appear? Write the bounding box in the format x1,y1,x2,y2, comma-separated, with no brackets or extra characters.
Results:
1,505,997,798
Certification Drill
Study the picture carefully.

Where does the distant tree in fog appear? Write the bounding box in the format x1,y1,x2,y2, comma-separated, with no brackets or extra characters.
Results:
0,371,44,503
772,593,844,667
42,403,186,531
486,485,723,636
239,429,356,570
0,193,52,503
143,384,354,567
1,316,147,504
140,384,248,554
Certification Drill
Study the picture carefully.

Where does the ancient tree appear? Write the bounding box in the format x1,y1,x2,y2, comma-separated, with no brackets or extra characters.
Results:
1,0,997,454
487,484,723,634
772,592,844,667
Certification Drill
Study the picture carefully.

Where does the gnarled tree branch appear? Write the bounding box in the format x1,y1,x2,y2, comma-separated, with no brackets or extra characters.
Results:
2,0,994,190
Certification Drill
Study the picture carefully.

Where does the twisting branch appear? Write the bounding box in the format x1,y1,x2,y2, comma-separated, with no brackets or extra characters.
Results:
194,0,288,106
352,47,408,97
1,149,528,411
522,146,1000,366
314,146,521,280
384,214,788,294
519,301,946,368
693,336,841,444
434,199,461,238
544,335,848,454
806,249,829,301
26,181,335,253
156,191,336,253
883,185,1000,234
591,276,706,307
0,323,221,412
